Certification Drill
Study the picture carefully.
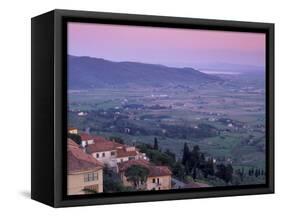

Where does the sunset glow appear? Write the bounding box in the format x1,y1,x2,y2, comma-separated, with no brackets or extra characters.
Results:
68,22,265,69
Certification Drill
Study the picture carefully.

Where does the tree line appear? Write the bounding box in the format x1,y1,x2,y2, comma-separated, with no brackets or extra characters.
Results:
181,142,233,183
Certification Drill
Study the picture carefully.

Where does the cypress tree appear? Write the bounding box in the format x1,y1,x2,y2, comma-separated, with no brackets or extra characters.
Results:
153,137,159,150
182,142,190,165
192,168,197,180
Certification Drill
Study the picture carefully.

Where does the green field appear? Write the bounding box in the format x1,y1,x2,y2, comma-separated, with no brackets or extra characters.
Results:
68,76,266,185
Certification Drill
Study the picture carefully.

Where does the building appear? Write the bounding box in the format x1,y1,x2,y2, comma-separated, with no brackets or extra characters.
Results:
118,159,172,191
86,135,147,168
116,145,147,163
68,127,78,134
67,139,103,195
79,132,94,147
77,111,88,116
86,136,123,167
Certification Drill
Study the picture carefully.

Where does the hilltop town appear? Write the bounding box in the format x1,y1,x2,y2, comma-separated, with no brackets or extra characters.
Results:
68,127,175,195
68,122,266,195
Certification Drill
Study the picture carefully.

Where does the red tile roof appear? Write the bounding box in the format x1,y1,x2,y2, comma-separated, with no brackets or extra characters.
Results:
68,138,80,148
118,159,172,177
116,148,138,158
86,138,123,153
149,166,172,177
79,132,94,141
68,140,103,173
92,136,108,143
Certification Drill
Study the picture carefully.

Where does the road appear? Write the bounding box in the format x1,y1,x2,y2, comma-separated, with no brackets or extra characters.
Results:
172,177,187,189
172,177,211,189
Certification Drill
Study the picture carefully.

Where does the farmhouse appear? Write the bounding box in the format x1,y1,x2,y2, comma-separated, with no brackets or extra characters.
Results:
67,139,103,195
86,136,123,167
84,134,147,168
118,159,172,191
116,145,147,163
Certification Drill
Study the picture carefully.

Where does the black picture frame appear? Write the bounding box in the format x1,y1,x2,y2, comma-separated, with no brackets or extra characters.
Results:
31,9,274,207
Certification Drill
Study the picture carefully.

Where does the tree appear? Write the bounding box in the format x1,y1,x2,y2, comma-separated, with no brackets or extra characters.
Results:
188,145,200,173
165,149,176,162
192,168,197,180
109,136,124,144
200,158,215,178
182,142,190,165
255,169,260,177
154,137,159,150
103,167,133,193
172,161,185,180
215,164,233,184
125,165,149,189
68,133,82,145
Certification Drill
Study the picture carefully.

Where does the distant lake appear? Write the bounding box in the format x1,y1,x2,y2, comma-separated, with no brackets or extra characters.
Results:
200,70,242,75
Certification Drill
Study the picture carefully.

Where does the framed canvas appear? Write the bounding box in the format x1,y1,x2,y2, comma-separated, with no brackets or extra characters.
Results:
31,9,274,207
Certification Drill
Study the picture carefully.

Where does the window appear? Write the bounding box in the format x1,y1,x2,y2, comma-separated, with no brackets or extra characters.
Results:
94,172,98,180
84,172,99,182
102,152,105,157
152,178,156,183
129,156,135,160
157,178,160,184
111,151,115,156
96,153,99,158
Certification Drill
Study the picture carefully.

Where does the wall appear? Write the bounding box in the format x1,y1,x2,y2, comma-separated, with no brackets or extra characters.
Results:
92,150,117,167
0,0,279,216
68,169,103,195
147,176,172,190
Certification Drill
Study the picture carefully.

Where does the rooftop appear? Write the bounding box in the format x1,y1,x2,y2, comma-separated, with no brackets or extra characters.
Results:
116,148,138,158
79,132,94,141
118,159,172,177
68,139,103,174
86,137,123,153
68,138,80,148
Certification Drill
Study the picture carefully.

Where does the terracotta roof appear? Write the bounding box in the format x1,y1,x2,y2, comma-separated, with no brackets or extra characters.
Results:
79,132,94,141
68,141,103,173
118,159,172,177
86,139,123,153
68,127,78,132
68,138,80,148
149,166,172,177
116,148,138,158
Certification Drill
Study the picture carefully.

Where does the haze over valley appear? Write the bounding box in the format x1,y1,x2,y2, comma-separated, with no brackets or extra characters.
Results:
68,55,266,187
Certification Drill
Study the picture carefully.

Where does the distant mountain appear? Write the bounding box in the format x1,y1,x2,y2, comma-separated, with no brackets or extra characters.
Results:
68,55,222,89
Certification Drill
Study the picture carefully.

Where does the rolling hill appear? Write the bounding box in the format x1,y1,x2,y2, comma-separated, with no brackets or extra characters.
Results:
68,55,222,89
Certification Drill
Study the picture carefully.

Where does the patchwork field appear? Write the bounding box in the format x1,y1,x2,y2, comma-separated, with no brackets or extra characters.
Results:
68,73,266,178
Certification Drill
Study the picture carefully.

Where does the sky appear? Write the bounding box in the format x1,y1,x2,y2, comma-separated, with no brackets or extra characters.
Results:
68,22,266,70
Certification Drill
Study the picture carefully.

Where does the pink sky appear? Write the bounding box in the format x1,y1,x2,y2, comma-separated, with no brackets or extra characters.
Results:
68,22,265,69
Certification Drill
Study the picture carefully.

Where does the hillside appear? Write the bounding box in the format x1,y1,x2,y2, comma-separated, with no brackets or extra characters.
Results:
68,55,222,89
